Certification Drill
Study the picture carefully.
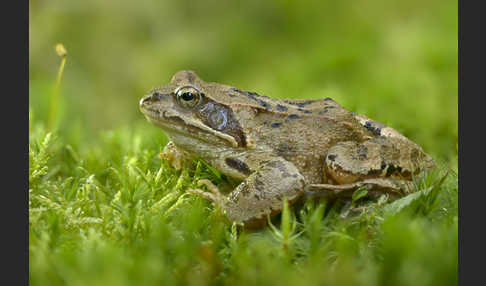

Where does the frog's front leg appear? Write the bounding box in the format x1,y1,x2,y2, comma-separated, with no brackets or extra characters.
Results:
158,141,194,170
188,156,306,227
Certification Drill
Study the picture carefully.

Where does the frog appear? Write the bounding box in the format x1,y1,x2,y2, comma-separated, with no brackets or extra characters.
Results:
139,70,436,227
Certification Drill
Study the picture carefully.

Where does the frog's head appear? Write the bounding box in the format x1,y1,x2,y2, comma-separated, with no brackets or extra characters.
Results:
140,70,246,148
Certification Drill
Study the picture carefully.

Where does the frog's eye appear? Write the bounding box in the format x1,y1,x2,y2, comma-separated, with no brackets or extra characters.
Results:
175,86,203,108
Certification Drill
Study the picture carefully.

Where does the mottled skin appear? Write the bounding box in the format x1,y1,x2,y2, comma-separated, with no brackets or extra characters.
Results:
140,70,435,227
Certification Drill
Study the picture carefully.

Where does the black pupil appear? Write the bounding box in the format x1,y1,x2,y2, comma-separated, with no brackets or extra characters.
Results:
181,92,195,101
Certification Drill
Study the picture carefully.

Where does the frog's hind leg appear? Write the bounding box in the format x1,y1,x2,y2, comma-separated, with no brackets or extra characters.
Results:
323,136,435,185
304,178,414,202
187,157,306,227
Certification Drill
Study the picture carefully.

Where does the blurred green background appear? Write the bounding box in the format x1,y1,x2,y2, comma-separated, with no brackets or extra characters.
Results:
29,0,457,165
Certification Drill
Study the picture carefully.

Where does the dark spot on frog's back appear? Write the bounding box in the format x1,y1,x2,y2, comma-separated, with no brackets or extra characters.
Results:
248,91,260,97
364,121,386,136
284,99,316,108
271,122,282,128
257,99,271,110
226,93,236,97
327,154,337,161
231,87,253,97
318,106,335,115
288,114,300,119
231,88,271,109
298,108,312,114
276,104,288,112
225,158,251,175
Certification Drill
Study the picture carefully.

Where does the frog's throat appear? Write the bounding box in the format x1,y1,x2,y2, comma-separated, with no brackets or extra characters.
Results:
143,109,239,148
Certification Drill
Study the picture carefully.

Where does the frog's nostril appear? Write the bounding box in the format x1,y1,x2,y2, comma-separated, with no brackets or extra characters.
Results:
152,92,162,100
140,92,163,106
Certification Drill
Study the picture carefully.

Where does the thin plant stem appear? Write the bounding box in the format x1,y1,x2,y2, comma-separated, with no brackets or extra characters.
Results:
48,43,67,130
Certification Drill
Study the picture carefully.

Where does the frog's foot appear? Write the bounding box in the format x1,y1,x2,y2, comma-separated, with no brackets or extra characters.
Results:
187,179,226,206
304,178,414,202
158,141,193,170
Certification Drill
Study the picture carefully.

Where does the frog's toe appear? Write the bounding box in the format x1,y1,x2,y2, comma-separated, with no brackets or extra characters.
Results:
187,188,224,205
187,179,226,206
197,179,222,196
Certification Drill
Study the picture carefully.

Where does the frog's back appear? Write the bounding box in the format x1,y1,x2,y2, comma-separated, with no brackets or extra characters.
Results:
232,96,371,183
238,95,370,146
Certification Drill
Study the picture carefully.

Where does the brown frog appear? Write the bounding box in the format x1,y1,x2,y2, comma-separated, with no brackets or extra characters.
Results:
139,70,435,227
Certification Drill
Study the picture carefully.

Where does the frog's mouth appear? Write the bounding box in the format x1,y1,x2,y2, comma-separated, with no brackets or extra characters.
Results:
142,108,201,133
141,106,239,148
